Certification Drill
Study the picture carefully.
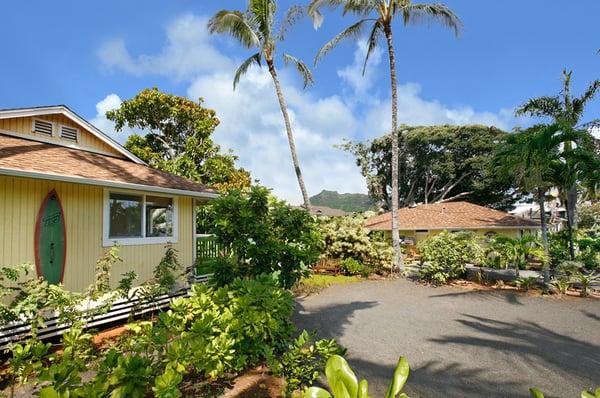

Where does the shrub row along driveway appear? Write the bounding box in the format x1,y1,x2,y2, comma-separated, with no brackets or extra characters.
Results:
293,279,600,398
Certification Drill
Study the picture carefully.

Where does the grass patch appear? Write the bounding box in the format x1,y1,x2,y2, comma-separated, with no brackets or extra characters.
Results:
293,274,362,296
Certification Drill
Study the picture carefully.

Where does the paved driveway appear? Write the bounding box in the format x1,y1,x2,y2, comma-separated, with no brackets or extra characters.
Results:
293,279,600,398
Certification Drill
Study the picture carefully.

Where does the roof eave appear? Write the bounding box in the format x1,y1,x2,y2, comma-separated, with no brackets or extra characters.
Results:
0,167,218,199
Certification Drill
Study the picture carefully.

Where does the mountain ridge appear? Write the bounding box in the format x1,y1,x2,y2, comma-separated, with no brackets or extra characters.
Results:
309,190,375,212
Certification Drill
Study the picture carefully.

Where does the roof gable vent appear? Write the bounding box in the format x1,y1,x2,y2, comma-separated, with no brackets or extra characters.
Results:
33,119,53,136
60,125,78,142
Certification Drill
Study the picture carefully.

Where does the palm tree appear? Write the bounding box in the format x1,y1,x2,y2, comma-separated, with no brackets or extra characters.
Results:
308,0,461,273
516,69,600,234
494,125,558,283
208,1,313,211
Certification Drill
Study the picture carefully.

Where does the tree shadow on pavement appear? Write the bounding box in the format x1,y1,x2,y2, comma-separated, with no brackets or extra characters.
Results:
428,289,525,305
292,300,378,339
429,314,600,387
345,357,525,398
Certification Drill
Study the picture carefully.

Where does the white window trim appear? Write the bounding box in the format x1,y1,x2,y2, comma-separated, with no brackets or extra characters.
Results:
32,118,55,137
103,188,179,247
59,124,80,143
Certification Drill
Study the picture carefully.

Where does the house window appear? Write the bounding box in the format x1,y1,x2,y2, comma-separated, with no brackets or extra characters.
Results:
145,195,173,237
104,190,177,246
109,193,142,238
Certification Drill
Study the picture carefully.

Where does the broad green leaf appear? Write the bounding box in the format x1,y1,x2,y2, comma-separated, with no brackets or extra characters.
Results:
384,356,410,398
529,387,545,398
39,387,60,398
304,387,332,398
358,379,369,398
325,355,358,398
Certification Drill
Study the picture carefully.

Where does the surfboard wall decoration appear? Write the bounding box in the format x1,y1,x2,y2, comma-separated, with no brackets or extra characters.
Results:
34,189,66,284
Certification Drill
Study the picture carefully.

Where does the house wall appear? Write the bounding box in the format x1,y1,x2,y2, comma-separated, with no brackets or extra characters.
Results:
387,228,537,245
0,116,124,158
0,175,194,292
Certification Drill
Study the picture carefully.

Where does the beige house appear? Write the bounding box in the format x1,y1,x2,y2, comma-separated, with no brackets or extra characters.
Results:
364,201,540,245
0,105,216,292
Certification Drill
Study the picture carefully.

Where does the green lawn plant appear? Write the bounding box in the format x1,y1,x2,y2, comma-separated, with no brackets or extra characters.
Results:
305,354,410,398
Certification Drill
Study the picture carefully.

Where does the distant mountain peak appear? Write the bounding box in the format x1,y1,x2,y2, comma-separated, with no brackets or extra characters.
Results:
309,190,374,213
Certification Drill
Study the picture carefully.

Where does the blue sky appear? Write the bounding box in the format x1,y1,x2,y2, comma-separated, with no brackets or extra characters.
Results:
1,1,599,203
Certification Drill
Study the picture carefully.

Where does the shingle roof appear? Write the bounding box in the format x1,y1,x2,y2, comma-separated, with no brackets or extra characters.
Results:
364,201,540,231
0,134,215,196
311,205,351,217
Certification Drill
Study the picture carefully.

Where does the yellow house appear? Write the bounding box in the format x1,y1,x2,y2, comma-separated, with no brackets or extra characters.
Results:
364,201,540,245
0,105,217,292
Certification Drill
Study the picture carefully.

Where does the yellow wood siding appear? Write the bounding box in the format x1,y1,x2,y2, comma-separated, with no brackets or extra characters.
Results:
0,116,125,158
0,175,194,292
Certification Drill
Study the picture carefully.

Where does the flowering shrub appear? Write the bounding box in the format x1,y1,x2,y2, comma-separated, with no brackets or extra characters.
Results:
319,215,392,272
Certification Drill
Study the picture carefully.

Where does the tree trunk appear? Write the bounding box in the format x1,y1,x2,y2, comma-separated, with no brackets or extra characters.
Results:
565,196,576,260
384,23,403,274
537,189,550,284
266,60,312,211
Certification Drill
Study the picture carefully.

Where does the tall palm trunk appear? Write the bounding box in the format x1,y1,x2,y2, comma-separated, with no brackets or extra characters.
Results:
564,195,576,260
537,189,549,284
266,59,312,211
383,23,403,273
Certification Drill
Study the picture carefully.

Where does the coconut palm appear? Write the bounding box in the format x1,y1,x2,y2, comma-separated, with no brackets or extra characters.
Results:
516,69,600,234
308,0,461,273
494,125,558,282
208,1,313,210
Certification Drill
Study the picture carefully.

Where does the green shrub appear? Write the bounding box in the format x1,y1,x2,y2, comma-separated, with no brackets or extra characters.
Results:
272,330,345,397
206,186,323,288
549,230,600,270
340,258,368,276
418,231,485,285
516,276,538,291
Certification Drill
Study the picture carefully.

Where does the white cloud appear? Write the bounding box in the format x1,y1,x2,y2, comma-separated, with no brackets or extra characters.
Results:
95,14,518,204
337,39,383,99
98,15,233,81
90,93,131,143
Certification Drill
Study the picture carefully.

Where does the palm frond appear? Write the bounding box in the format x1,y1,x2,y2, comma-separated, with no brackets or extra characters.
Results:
308,0,375,29
208,10,261,49
401,3,463,36
314,18,376,65
515,96,562,119
278,5,305,40
572,79,600,118
362,20,384,75
283,54,314,88
233,52,262,90
249,0,276,41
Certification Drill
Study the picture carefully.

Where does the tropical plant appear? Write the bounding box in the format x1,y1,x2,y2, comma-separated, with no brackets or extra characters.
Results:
418,231,484,285
489,235,546,277
516,69,600,257
516,276,539,292
578,202,600,230
107,88,251,192
272,330,346,397
208,0,313,209
493,124,564,282
309,0,461,273
206,186,323,288
571,271,600,297
304,354,410,398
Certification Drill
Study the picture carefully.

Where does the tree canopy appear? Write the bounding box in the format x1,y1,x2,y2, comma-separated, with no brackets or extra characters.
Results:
342,124,520,210
106,88,251,191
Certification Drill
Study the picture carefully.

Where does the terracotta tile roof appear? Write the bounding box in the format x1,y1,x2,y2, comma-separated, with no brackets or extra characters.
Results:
365,201,540,231
0,134,214,195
